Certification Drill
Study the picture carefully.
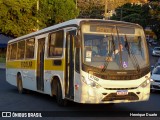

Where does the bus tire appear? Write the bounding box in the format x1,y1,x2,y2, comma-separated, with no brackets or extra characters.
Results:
56,81,67,106
17,74,24,94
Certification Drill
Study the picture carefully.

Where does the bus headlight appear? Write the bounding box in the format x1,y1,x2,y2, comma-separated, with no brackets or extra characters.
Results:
90,81,101,88
81,76,101,88
139,79,150,88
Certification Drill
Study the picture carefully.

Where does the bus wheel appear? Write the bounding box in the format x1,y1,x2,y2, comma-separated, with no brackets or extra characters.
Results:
56,82,67,106
17,74,23,94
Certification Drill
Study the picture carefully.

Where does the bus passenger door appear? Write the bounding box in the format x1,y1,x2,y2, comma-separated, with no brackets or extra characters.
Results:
65,30,76,99
36,38,45,91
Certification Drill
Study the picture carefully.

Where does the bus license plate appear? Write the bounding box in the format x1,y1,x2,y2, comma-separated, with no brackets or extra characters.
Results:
117,90,128,96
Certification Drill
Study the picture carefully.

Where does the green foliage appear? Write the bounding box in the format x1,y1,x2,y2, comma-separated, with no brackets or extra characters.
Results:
78,4,104,18
53,0,79,24
77,0,133,19
0,58,6,63
111,3,148,27
148,1,160,40
106,0,132,10
111,1,160,41
37,0,79,26
0,0,79,37
78,0,104,18
0,53,6,63
0,0,41,37
1,0,159,42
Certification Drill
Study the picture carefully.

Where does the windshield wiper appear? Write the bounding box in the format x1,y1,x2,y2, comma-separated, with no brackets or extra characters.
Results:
124,35,140,72
138,36,143,56
101,34,115,72
116,26,123,69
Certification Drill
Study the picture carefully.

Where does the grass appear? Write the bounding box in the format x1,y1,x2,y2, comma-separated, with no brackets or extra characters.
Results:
0,57,6,63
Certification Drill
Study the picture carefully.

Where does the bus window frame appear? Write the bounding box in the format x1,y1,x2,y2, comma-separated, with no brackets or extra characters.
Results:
7,44,11,61
10,42,18,60
25,38,35,60
17,40,25,60
47,29,64,58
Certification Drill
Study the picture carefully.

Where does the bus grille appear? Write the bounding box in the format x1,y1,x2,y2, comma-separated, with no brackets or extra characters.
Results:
105,87,137,90
101,92,139,101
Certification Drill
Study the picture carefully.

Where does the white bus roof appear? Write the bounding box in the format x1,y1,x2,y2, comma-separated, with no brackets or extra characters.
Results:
8,19,141,43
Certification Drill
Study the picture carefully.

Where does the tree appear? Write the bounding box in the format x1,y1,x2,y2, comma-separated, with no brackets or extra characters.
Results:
0,0,79,37
77,0,104,18
77,0,135,19
110,1,160,41
148,1,160,40
111,3,149,28
40,0,79,26
105,0,132,10
0,0,41,37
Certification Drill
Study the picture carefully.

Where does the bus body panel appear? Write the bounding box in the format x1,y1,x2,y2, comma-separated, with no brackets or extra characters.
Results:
43,69,64,96
6,68,36,91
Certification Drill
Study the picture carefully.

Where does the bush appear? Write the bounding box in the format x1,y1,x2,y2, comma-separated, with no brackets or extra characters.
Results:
0,53,6,63
0,57,6,63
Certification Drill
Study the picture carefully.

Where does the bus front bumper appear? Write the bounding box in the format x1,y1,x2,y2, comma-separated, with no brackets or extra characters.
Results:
77,84,150,104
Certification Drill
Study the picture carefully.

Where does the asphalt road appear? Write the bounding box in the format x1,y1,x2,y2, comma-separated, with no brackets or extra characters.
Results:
0,69,160,120
0,45,160,120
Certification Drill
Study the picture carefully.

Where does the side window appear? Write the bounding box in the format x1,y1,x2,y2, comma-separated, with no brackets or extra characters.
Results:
75,48,80,73
17,41,25,59
10,43,18,60
25,39,35,59
48,30,64,57
7,45,11,61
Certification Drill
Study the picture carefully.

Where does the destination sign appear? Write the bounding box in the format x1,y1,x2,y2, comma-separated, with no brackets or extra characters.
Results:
90,25,135,34
90,26,116,33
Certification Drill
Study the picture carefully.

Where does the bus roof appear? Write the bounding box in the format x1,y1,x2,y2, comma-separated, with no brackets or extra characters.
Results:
8,19,141,43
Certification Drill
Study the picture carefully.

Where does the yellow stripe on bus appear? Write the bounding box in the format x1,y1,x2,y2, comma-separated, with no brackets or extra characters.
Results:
6,60,36,69
44,59,65,71
6,59,65,71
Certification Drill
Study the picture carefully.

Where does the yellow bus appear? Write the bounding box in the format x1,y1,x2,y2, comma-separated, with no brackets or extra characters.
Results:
6,19,150,106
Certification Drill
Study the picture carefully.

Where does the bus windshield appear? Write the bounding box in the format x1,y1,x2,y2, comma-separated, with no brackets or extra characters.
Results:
81,22,149,71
